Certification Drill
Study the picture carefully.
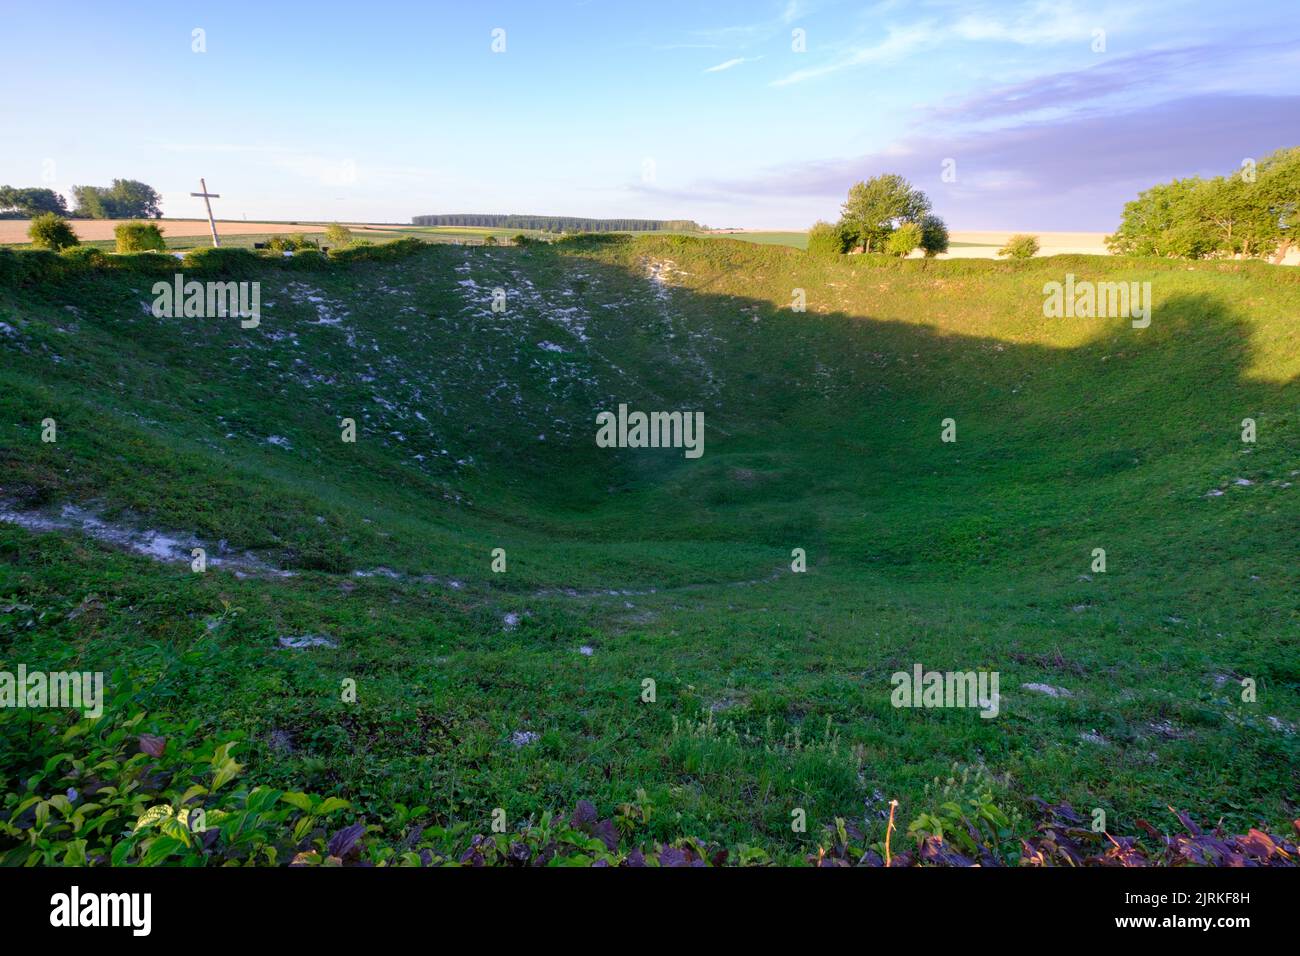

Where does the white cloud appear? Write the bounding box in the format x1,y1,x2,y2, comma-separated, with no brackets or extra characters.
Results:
686,0,811,46
771,22,938,86
704,56,760,72
769,1,1139,87
952,2,1095,45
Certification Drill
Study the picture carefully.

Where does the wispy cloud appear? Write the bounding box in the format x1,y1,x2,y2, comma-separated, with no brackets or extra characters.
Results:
951,2,1098,45
704,56,761,73
771,22,937,86
684,0,810,48
770,0,1140,87
925,38,1300,124
628,93,1300,229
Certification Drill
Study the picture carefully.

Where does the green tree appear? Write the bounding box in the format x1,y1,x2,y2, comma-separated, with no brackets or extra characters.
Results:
1200,175,1280,259
1106,152,1300,262
1257,147,1300,263
28,213,79,250
105,179,163,218
0,186,69,217
918,214,950,257
885,221,922,257
71,179,162,219
71,185,109,219
998,234,1040,259
839,174,932,253
1106,178,1215,258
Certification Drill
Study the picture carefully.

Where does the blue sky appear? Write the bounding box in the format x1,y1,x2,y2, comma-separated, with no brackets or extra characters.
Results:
1,0,1296,230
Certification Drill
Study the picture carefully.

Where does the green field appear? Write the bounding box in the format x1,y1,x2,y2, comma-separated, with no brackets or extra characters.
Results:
0,235,1296,866
707,230,811,249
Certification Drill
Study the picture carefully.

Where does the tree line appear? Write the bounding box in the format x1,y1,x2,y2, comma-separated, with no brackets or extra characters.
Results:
0,179,162,219
411,214,703,233
810,147,1297,265
1107,147,1298,262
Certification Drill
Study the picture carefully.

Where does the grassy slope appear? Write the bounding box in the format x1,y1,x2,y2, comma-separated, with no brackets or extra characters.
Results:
0,236,1296,860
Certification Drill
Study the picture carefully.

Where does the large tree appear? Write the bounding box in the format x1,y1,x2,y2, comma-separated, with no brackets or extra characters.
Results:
1193,175,1280,260
1258,146,1300,263
1107,150,1299,262
1106,178,1216,258
105,179,163,218
71,184,109,219
839,174,932,253
0,186,69,217
71,179,163,219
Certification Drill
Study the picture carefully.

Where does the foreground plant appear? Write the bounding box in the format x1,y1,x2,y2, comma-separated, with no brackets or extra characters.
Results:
3,705,1294,867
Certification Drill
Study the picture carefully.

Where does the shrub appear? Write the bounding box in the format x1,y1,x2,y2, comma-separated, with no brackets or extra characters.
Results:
59,245,110,268
265,233,320,254
806,220,847,257
328,237,424,263
482,235,498,246
554,232,629,247
885,222,923,257
114,221,166,253
111,252,183,275
283,248,328,270
182,247,261,277
28,213,79,251
0,248,66,284
998,234,1040,259
324,223,353,246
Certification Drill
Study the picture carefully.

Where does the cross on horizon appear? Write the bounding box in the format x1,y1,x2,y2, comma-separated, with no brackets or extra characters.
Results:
190,178,221,248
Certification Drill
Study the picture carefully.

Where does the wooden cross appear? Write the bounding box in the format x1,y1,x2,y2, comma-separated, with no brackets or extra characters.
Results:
190,178,221,247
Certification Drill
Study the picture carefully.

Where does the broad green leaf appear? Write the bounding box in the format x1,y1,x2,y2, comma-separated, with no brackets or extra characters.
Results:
210,758,243,791
134,804,173,832
280,791,314,812
61,840,87,865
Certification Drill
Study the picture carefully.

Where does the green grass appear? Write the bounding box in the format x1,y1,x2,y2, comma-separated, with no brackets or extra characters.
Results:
704,230,810,250
0,235,1296,863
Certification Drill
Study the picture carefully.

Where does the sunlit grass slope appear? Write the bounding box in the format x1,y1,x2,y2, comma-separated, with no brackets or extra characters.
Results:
0,236,1295,861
